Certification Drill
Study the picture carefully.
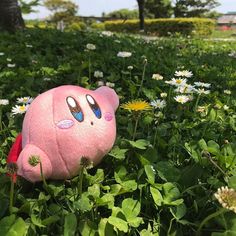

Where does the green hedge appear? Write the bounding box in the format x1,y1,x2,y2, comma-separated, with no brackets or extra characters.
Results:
104,18,215,36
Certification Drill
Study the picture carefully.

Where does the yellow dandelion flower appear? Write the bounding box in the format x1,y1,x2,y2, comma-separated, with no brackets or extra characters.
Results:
121,100,152,112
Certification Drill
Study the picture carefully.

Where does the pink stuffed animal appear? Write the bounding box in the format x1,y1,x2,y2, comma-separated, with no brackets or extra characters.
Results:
8,85,119,182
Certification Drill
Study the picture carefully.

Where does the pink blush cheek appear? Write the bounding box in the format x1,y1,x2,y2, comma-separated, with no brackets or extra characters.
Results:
104,112,113,121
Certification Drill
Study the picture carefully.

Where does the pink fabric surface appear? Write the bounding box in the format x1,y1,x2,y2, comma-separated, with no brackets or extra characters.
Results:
17,85,119,182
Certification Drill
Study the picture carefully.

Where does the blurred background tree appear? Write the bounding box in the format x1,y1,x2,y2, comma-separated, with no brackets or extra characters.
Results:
103,8,139,19
44,0,78,23
145,0,173,18
174,0,220,17
0,0,25,31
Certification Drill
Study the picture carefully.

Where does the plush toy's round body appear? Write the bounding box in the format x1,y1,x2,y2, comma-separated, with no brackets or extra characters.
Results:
16,85,119,182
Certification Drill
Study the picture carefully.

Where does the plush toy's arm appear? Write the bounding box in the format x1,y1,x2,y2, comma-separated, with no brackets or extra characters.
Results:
6,133,22,182
7,133,22,164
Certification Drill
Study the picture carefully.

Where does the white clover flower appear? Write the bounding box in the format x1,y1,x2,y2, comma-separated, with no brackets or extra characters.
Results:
94,70,103,78
97,81,105,86
128,66,133,70
11,104,29,116
114,40,121,44
16,97,34,104
195,88,210,95
174,95,190,104
150,99,166,109
7,64,15,68
214,186,236,213
228,51,236,58
160,92,167,98
158,46,164,50
7,58,12,62
165,78,188,87
101,31,113,37
194,82,211,88
175,84,195,94
117,51,132,58
197,106,206,113
86,43,96,50
174,70,193,78
224,90,231,95
26,44,33,48
223,105,229,110
0,99,9,105
152,73,163,81
0,52,4,56
43,77,51,81
106,82,115,88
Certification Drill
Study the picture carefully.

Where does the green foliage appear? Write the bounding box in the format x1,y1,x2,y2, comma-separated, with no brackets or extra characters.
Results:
0,28,236,235
145,0,173,18
174,0,220,17
44,0,78,23
104,8,139,19
104,18,216,36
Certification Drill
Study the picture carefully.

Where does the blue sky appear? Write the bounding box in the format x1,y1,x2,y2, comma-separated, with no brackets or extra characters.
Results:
24,0,235,20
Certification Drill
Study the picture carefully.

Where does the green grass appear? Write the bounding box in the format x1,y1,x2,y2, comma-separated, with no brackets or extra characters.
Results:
210,29,236,38
0,28,236,235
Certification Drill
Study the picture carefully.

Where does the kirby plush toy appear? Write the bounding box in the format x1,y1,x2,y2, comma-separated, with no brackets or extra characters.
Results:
7,85,119,182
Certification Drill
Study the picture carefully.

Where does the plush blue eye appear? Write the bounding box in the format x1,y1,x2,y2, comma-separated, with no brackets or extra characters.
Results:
86,94,102,119
72,111,83,122
67,97,84,122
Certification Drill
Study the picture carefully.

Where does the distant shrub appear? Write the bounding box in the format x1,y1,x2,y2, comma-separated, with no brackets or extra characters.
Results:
104,18,215,36
90,22,105,30
67,21,86,31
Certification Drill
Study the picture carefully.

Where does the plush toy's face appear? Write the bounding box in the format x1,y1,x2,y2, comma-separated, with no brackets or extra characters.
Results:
17,85,119,182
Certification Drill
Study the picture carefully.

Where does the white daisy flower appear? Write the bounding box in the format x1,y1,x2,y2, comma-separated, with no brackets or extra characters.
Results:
7,58,12,62
175,84,195,94
117,51,132,58
0,99,9,105
94,71,103,78
26,44,33,48
152,73,163,81
165,78,188,87
174,70,193,78
0,52,4,56
160,92,167,98
150,99,166,109
195,88,210,95
194,82,211,88
128,66,133,70
16,97,34,104
7,64,15,68
174,95,190,104
224,90,231,95
11,104,29,116
86,43,96,50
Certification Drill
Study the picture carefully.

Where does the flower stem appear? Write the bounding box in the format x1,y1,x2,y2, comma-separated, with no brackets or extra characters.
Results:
153,127,158,147
132,113,140,141
196,208,227,236
9,179,14,214
78,165,85,197
40,161,48,189
137,59,147,97
194,94,201,113
89,54,91,83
